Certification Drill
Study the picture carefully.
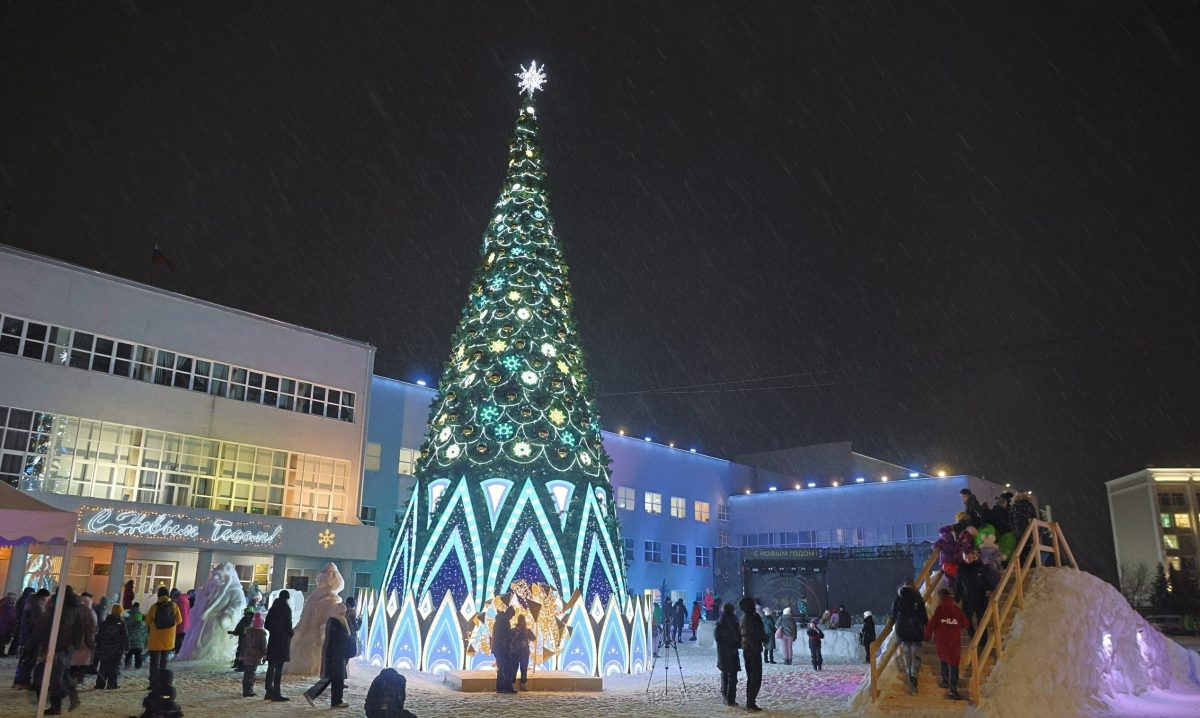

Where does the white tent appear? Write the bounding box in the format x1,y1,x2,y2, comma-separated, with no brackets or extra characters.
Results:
0,481,78,718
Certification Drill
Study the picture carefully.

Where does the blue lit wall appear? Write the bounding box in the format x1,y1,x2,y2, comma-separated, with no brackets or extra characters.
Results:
357,376,436,588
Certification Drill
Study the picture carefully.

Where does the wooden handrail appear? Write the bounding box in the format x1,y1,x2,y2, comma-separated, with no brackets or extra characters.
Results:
870,518,1075,706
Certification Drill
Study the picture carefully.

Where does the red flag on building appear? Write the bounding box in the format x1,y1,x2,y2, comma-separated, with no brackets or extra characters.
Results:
152,245,176,272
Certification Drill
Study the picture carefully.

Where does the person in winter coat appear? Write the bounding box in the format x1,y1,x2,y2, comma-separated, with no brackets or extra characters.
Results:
123,580,136,610
345,596,362,640
738,597,765,712
0,592,17,657
510,614,536,690
1010,494,1038,546
263,590,294,702
934,525,962,585
817,609,832,629
776,607,798,665
651,602,663,645
989,493,1014,535
671,599,686,643
93,595,109,627
689,601,701,641
761,607,777,664
890,579,928,694
43,587,85,715
925,589,968,700
714,603,741,707
827,608,839,629
837,605,852,629
70,594,98,683
491,606,516,694
146,587,181,676
954,548,995,642
238,612,268,698
365,668,418,718
703,591,715,620
229,607,254,671
806,620,825,671
859,611,877,664
169,589,190,654
137,667,183,718
13,588,49,687
960,488,984,528
10,587,34,658
95,604,129,689
125,603,148,669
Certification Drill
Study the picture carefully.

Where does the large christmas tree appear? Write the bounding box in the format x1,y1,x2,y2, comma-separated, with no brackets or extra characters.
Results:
382,63,627,624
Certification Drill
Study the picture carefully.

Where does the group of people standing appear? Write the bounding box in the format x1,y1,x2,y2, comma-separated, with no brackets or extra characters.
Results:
4,581,194,715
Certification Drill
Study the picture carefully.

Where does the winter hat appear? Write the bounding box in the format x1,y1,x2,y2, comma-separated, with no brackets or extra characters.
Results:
110,604,123,617
252,612,265,629
863,611,872,618
244,607,254,616
762,607,772,616
782,607,791,615
954,511,971,523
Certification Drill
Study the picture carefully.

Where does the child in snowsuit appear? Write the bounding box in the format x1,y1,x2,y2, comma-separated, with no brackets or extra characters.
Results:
229,607,254,671
138,669,184,718
124,604,148,669
925,589,968,701
238,612,267,698
761,607,777,664
95,604,129,689
806,620,825,671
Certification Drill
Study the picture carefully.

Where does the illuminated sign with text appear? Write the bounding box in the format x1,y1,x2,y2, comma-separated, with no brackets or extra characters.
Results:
78,507,283,549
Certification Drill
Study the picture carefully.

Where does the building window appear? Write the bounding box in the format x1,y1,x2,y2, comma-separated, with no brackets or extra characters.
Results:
644,492,662,515
670,496,685,519
718,529,729,547
0,311,357,422
0,404,351,522
360,506,377,526
616,486,635,511
778,531,798,546
717,502,729,521
397,448,417,476
364,442,382,472
1164,535,1180,550
1161,513,1173,529
694,500,710,522
624,537,636,560
671,544,687,565
644,541,661,563
695,546,712,567
354,572,371,592
233,563,270,593
1175,513,1193,530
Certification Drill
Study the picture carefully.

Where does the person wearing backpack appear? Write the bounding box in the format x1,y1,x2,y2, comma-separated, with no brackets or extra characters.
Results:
890,579,928,694
125,603,148,670
146,587,181,676
302,603,354,709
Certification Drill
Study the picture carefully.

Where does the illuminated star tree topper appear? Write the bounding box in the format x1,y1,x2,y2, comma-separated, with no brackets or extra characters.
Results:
516,60,547,97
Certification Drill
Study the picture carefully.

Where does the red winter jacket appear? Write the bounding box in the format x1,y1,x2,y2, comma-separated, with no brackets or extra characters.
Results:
924,593,969,666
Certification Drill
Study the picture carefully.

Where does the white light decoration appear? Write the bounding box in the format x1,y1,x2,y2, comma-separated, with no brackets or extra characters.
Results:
856,477,865,483
445,444,461,459
540,342,557,357
513,442,532,457
909,472,920,478
808,482,816,488
516,307,531,320
579,451,592,465
438,427,452,442
515,61,547,97
521,370,539,385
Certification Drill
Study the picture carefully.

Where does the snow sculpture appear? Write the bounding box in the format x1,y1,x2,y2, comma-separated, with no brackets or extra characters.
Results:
284,562,344,674
175,562,247,662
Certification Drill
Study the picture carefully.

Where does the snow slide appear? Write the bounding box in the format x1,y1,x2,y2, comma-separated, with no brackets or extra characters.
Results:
972,569,1200,717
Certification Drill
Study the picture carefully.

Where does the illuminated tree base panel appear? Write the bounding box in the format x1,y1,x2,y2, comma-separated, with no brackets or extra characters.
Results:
358,586,653,677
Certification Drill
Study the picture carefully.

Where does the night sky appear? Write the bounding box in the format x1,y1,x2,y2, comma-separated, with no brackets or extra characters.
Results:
3,1,1199,583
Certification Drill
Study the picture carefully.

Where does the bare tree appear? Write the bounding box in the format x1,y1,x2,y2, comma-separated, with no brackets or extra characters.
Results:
1120,563,1152,609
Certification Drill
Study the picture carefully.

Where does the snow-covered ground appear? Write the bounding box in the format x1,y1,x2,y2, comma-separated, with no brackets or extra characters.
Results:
0,642,867,718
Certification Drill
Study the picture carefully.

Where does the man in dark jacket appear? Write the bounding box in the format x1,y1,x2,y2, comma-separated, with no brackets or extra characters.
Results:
491,607,516,694
365,668,418,718
1010,494,1038,545
890,579,928,694
989,493,1014,536
858,611,876,665
714,603,740,707
954,549,994,643
960,488,984,528
671,599,686,643
738,597,765,712
264,591,294,702
94,604,129,689
837,605,852,629
303,603,352,708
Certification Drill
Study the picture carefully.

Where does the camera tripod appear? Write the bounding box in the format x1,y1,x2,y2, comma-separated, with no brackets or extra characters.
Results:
645,626,686,696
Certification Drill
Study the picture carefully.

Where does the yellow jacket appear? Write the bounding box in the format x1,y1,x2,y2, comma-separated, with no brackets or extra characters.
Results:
146,596,181,652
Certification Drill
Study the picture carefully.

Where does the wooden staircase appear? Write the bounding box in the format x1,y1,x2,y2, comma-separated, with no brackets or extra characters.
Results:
867,518,1077,711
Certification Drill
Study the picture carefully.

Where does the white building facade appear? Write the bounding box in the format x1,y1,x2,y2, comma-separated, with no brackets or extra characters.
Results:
1107,468,1200,585
0,245,377,604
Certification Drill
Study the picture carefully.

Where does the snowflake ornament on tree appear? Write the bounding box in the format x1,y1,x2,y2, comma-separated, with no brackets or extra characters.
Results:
515,61,547,97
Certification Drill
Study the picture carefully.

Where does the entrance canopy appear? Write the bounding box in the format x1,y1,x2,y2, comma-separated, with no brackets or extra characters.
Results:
0,481,75,546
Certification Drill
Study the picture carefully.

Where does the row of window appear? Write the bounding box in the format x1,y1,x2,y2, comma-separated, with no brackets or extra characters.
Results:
363,442,418,476
614,486,726,522
623,538,713,566
740,523,941,548
0,312,357,423
1,404,352,523
1161,512,1194,532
